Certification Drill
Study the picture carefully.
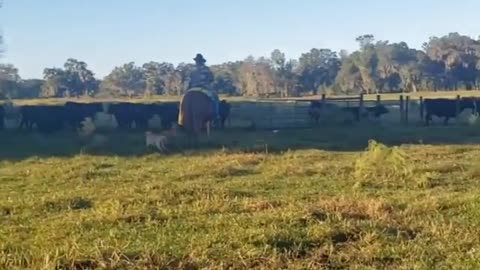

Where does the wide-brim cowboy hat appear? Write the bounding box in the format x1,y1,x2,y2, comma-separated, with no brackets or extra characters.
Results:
193,53,206,63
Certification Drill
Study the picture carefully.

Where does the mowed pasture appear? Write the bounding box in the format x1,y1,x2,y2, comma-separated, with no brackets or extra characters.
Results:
2,123,480,269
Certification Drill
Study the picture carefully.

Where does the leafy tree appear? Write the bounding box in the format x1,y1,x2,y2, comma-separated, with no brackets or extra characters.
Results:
42,68,67,97
142,62,165,96
9,31,480,97
99,62,145,97
63,58,97,96
17,79,43,99
298,49,341,94
271,49,299,97
236,57,276,97
424,33,480,90
0,64,20,99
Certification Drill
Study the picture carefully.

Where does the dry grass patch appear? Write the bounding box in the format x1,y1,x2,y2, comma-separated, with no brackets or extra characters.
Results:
174,152,264,180
309,196,395,223
3,127,480,269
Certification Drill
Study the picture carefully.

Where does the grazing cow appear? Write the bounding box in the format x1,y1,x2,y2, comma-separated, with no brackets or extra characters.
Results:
19,106,38,130
217,100,231,129
424,98,475,125
129,103,154,130
308,101,323,124
19,105,65,133
64,102,103,129
150,102,180,130
109,102,179,131
0,105,4,130
342,105,389,120
108,102,134,130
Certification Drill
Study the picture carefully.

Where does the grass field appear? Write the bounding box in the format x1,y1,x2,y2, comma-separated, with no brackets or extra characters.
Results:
2,125,480,269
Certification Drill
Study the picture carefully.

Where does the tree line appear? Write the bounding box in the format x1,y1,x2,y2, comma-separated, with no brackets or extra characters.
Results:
1,32,480,99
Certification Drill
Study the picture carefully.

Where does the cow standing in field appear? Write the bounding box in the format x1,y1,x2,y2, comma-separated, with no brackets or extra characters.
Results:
217,100,231,129
108,102,179,131
0,105,5,130
151,102,180,130
64,102,103,129
424,98,476,125
108,103,150,130
19,105,65,133
308,101,323,124
342,105,390,120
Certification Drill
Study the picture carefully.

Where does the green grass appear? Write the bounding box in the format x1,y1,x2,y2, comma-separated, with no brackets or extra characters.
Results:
2,126,480,269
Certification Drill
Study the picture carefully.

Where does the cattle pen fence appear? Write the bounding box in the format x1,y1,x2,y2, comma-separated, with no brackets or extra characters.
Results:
1,93,477,130
226,94,475,129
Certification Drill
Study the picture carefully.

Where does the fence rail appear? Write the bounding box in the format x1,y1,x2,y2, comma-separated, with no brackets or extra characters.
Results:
227,94,478,129
2,94,478,130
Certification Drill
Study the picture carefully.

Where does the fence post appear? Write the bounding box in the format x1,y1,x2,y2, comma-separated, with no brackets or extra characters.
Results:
419,96,424,122
376,94,381,105
405,96,410,125
456,95,461,122
358,93,364,121
399,95,404,124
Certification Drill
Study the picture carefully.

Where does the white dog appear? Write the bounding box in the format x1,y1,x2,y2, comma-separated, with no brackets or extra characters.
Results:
145,124,177,152
145,131,169,152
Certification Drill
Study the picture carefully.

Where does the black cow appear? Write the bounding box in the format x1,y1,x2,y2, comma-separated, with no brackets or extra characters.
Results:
308,101,323,124
217,100,231,129
0,105,4,130
129,103,153,130
19,106,38,130
342,105,389,120
150,102,179,129
19,105,65,133
109,102,179,131
108,102,136,130
107,103,152,130
64,102,103,129
424,98,476,125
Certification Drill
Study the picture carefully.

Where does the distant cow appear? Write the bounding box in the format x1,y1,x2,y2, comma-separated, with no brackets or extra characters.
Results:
424,98,476,125
108,102,179,130
217,100,231,129
151,102,180,130
0,105,4,130
108,102,137,130
64,102,103,129
308,101,323,124
342,105,389,120
19,105,65,133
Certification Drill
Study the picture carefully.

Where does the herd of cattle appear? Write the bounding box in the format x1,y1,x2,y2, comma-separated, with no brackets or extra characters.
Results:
0,101,231,133
0,97,479,133
308,97,480,125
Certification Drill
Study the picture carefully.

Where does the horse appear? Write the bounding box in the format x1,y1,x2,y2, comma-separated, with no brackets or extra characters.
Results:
178,89,216,147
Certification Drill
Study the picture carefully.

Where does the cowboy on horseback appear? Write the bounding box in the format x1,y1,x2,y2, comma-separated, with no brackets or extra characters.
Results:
187,54,220,121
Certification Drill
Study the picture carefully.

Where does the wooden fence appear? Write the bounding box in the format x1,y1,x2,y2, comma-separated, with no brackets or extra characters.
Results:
226,94,473,129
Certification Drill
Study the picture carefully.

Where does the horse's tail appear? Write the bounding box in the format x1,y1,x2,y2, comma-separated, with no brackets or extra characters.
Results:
178,91,195,135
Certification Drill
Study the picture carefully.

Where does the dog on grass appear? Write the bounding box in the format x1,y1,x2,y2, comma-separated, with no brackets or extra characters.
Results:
145,131,169,152
145,124,177,152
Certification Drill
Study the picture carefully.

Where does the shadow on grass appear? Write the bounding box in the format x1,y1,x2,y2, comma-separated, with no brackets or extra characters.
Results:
2,123,480,161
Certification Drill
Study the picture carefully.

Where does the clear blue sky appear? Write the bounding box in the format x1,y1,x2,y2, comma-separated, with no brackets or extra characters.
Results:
1,0,479,79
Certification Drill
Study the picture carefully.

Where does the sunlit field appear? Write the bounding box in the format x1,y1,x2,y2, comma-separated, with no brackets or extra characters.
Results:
2,125,480,269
